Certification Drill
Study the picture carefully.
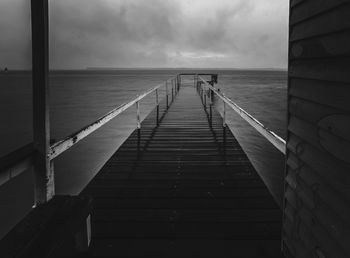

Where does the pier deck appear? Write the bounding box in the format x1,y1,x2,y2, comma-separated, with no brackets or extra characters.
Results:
81,84,282,257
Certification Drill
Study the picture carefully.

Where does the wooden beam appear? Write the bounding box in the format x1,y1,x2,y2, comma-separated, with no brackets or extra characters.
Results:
31,0,54,205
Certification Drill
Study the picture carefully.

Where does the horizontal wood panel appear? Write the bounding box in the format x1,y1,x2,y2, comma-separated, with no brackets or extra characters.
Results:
283,199,348,258
290,30,350,59
287,133,350,198
290,0,306,8
285,168,350,254
289,115,350,163
287,152,350,224
289,58,350,83
290,0,348,25
289,78,350,112
291,4,350,41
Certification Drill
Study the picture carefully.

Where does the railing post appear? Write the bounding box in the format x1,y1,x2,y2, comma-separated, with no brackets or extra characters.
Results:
136,101,141,129
172,80,174,101
165,81,169,108
209,89,212,122
31,0,54,206
155,89,159,125
175,76,178,94
223,101,226,127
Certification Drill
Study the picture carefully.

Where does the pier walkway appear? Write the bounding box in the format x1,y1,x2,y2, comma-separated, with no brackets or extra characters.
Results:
81,83,282,257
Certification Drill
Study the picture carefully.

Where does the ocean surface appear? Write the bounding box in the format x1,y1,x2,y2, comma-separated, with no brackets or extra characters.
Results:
0,69,287,238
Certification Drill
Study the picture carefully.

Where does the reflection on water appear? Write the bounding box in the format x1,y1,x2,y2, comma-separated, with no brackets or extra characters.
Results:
0,69,287,238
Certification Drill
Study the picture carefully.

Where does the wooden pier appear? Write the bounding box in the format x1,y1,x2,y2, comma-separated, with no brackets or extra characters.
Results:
2,1,350,257
80,82,283,257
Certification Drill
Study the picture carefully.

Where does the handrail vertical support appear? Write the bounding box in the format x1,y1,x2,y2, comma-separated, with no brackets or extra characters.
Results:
31,0,54,205
155,89,159,125
172,80,174,101
165,81,169,108
136,101,141,129
223,102,226,127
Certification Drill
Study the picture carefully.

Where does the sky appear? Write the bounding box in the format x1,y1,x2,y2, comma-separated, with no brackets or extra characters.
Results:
0,0,289,69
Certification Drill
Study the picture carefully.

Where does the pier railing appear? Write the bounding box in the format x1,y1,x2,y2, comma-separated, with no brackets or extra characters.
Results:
196,75,286,154
0,75,181,199
0,73,286,205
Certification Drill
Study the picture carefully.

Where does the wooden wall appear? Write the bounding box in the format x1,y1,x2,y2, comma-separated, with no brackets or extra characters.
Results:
283,0,350,257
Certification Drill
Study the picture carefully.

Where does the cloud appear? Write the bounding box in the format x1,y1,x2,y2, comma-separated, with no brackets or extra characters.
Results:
0,0,289,69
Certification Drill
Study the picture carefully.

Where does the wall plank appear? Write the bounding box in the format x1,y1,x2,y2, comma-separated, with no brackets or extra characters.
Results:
287,153,350,224
291,5,350,41
289,78,350,112
290,30,350,59
287,133,350,200
289,59,350,83
291,0,348,25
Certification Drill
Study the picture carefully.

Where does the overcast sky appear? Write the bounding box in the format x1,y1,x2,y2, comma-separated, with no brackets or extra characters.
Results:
0,0,288,69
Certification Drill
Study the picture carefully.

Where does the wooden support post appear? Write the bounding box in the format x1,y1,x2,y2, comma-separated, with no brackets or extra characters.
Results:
223,102,226,127
155,89,159,125
165,81,169,108
136,101,141,129
31,0,54,205
175,77,178,94
172,80,174,101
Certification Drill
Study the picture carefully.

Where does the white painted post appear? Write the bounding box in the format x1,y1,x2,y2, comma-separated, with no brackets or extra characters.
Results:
136,101,141,129
165,81,169,108
155,89,159,106
223,102,226,127
155,89,159,124
31,0,54,205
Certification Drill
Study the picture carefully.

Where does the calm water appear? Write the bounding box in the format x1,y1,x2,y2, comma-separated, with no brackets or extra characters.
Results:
0,69,287,238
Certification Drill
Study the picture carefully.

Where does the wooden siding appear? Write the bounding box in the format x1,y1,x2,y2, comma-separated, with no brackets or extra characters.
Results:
283,1,350,257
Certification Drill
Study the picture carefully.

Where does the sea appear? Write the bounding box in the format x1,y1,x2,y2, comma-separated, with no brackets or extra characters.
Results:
0,69,287,238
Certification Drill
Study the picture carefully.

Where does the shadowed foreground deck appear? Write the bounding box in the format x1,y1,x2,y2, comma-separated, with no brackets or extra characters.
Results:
81,85,282,257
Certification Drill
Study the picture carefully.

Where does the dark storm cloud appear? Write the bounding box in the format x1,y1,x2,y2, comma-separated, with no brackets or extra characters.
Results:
49,0,180,68
0,0,288,69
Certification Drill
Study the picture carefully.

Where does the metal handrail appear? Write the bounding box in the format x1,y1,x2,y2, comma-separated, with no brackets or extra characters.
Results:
0,76,179,185
49,76,178,159
198,76,286,154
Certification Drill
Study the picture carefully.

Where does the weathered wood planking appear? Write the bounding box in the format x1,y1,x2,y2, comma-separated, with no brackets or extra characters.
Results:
283,1,350,257
81,85,282,257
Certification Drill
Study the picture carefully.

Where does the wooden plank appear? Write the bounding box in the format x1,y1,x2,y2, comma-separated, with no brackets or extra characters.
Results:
287,152,350,224
290,30,350,59
31,0,53,205
285,169,350,254
288,115,350,163
290,0,348,25
291,4,350,41
287,133,350,198
90,239,283,258
289,59,350,83
284,197,349,258
290,0,306,8
289,78,350,112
